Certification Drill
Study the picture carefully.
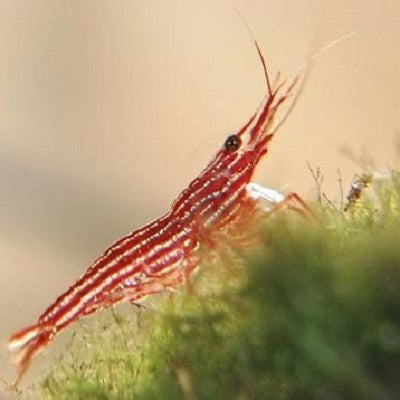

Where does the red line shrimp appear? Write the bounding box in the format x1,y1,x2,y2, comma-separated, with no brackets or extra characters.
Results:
7,34,309,385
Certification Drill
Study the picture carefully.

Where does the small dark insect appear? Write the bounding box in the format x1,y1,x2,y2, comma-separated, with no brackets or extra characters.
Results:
344,173,373,211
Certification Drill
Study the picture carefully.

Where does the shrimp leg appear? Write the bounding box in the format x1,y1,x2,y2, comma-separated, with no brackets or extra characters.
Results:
246,182,311,217
102,256,200,306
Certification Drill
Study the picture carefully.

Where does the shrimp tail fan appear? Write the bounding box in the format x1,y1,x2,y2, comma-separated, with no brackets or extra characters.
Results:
7,323,54,385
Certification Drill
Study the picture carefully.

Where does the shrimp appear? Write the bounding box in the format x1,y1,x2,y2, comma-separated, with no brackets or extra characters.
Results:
7,36,308,385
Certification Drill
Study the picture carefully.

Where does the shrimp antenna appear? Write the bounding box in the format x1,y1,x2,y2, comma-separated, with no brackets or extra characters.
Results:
270,26,374,135
295,27,373,75
234,8,273,97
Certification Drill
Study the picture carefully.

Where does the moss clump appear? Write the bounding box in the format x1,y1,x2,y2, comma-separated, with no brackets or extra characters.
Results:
29,171,400,400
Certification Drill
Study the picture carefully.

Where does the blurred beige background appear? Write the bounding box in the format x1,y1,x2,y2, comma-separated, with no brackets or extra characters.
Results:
0,0,399,392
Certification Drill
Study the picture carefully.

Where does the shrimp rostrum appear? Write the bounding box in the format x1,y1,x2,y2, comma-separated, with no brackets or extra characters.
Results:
7,38,309,384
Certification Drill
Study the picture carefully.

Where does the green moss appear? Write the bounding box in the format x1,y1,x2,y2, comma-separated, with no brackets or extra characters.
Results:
28,171,400,400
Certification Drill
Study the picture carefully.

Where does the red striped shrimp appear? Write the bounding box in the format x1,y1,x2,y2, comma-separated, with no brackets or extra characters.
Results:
7,37,309,385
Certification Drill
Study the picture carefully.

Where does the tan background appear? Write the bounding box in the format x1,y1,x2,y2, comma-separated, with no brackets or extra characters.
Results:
0,0,399,392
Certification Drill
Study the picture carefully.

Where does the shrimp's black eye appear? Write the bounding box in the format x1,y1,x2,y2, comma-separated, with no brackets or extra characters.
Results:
224,134,241,152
